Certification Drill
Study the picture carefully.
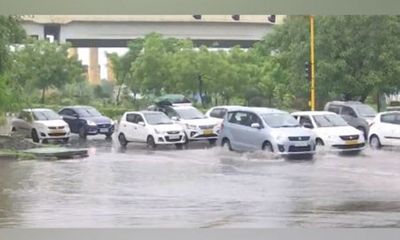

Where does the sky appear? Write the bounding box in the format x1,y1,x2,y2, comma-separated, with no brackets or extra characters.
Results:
77,48,128,79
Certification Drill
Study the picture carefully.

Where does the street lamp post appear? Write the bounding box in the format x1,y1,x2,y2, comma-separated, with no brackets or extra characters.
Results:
309,16,316,111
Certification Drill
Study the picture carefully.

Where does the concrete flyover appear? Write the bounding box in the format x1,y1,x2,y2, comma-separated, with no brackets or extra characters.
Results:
21,15,282,48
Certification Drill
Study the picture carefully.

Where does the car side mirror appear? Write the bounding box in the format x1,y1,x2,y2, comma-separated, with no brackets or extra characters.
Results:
171,116,179,121
138,121,145,126
72,113,79,119
251,123,261,129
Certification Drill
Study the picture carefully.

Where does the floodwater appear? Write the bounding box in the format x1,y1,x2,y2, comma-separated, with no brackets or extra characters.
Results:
1,136,400,228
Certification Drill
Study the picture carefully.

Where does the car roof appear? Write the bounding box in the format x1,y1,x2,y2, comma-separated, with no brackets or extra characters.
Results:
227,106,285,114
292,111,336,116
376,111,400,116
62,105,96,109
124,111,166,115
209,105,242,110
22,108,54,112
326,101,363,106
170,105,198,110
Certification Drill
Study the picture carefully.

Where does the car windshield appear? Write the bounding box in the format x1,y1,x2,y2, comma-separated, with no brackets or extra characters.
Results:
354,104,377,118
33,110,60,121
175,108,205,120
313,114,348,127
261,112,300,128
76,107,102,117
144,112,173,125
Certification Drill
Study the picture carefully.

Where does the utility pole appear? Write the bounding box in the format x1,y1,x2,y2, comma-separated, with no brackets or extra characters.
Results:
310,16,316,111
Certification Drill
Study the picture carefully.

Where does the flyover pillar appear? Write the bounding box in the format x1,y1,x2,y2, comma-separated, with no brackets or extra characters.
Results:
88,48,100,85
67,47,78,59
107,56,116,82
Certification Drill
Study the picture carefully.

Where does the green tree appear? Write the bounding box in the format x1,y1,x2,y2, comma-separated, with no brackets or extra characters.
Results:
10,40,85,104
256,16,400,110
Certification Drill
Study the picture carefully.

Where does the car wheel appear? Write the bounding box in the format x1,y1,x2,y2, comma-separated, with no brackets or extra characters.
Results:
316,138,324,146
42,139,49,144
31,129,40,143
105,133,113,139
262,141,274,152
369,135,382,149
221,138,232,151
208,139,217,146
175,143,184,149
79,126,87,139
147,136,156,149
118,133,128,147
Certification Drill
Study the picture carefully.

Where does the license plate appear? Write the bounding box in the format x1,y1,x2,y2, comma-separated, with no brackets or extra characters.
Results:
51,130,64,134
294,142,308,147
203,129,213,135
168,135,180,140
345,140,358,145
100,128,109,133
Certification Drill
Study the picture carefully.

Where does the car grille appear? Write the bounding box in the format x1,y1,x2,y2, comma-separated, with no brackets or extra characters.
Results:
48,132,67,137
332,143,365,149
288,145,311,152
340,135,359,141
165,136,182,142
199,125,215,130
167,131,180,134
49,126,65,130
288,136,310,141
97,124,111,128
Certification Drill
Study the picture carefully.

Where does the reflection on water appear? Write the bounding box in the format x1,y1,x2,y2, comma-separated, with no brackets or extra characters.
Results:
1,136,400,227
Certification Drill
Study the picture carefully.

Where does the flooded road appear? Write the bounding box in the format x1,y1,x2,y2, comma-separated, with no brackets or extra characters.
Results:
1,136,400,227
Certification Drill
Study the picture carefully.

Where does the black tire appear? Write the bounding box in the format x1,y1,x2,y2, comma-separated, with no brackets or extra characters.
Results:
118,133,128,147
31,129,40,143
147,135,156,149
42,139,49,144
369,135,382,149
175,143,184,149
316,138,324,146
221,138,232,151
105,133,113,139
262,141,274,152
79,126,87,139
208,139,217,146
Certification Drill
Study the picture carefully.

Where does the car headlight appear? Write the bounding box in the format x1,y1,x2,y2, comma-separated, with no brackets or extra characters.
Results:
185,124,197,130
87,120,97,126
275,135,285,142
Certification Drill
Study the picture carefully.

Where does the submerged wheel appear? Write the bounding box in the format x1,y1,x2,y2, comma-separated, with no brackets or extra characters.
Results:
221,138,232,151
31,129,40,143
118,133,128,147
369,135,382,149
262,141,274,152
147,135,156,149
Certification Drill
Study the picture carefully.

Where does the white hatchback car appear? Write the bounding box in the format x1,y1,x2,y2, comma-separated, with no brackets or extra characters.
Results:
117,111,186,148
11,108,70,143
368,111,400,149
292,111,365,152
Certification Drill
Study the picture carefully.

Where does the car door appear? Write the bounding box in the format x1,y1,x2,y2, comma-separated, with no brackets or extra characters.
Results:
135,114,148,142
124,113,138,141
243,112,266,150
60,109,79,133
226,111,253,150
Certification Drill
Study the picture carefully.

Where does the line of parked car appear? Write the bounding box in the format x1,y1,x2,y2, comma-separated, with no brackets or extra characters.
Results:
10,95,400,158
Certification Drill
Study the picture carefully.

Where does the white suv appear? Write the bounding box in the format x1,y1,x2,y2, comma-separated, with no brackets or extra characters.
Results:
117,111,186,148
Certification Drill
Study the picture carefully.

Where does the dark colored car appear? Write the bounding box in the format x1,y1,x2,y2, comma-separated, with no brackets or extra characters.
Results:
58,106,114,139
324,101,377,139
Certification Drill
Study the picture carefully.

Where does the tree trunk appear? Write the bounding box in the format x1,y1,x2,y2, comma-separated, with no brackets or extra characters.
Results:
116,85,123,105
41,88,46,104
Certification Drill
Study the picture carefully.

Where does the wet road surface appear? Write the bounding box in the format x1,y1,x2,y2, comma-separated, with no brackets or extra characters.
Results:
1,135,400,227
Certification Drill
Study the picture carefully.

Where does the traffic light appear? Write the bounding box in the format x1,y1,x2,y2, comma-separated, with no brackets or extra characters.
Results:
267,15,276,23
193,15,202,20
231,15,240,21
305,61,311,81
